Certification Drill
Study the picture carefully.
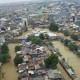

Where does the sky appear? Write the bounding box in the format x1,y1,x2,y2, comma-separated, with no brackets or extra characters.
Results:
0,0,34,4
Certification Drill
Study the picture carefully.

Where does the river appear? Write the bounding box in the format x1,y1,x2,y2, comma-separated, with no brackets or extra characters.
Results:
2,44,18,80
52,41,80,79
44,46,72,80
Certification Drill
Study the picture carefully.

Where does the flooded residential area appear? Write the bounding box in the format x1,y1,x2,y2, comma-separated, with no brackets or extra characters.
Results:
0,0,80,80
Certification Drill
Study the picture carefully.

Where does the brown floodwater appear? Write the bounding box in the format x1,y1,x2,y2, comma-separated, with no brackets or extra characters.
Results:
15,28,51,39
1,28,80,80
52,41,80,79
16,27,70,40
57,63,72,80
2,44,19,80
45,46,72,80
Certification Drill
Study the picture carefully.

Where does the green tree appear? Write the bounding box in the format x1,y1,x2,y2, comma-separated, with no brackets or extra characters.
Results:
39,33,45,40
14,55,23,66
68,44,77,51
63,31,70,36
45,54,58,69
49,22,59,32
71,34,79,41
0,54,11,64
63,39,70,46
31,37,42,45
15,46,21,52
0,42,10,64
1,42,9,54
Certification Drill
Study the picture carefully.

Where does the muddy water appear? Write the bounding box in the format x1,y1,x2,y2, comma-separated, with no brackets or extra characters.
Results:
57,63,72,80
52,41,80,79
15,28,51,39
45,46,72,80
2,44,18,80
1,27,80,80
15,28,33,39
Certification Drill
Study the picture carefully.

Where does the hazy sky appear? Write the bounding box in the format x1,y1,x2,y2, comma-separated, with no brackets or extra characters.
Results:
0,0,34,3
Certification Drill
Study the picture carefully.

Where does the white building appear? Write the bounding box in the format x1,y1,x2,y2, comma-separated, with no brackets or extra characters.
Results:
0,36,5,45
32,30,47,37
0,18,7,27
48,33,58,40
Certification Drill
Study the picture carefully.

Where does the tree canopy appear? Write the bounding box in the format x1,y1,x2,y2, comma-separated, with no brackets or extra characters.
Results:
31,36,42,45
49,22,59,32
39,33,45,40
1,42,9,54
0,42,10,64
14,55,23,66
45,54,58,69
15,46,21,52
71,34,79,41
0,54,10,63
68,44,77,51
63,31,70,36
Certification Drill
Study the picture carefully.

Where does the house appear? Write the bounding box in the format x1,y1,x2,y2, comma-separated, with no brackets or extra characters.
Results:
0,36,5,45
32,30,47,37
23,56,29,63
48,69,63,80
47,33,58,40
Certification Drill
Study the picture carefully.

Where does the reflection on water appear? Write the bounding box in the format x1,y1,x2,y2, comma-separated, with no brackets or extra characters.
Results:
2,44,18,80
52,41,80,79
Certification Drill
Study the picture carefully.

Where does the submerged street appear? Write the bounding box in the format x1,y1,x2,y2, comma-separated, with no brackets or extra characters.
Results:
2,44,18,80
